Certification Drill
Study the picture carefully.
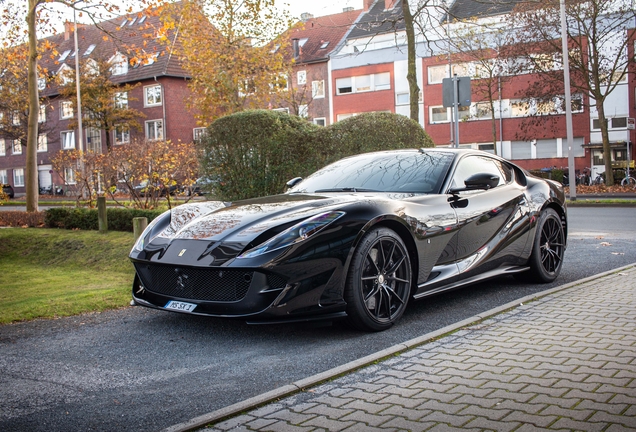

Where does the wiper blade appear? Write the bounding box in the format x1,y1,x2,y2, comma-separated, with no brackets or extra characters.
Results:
314,187,380,193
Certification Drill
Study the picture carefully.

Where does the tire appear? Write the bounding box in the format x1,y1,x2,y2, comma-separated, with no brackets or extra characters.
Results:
521,208,565,283
621,176,636,188
345,227,412,332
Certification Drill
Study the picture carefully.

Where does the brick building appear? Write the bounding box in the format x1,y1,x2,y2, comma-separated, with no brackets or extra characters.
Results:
0,5,198,196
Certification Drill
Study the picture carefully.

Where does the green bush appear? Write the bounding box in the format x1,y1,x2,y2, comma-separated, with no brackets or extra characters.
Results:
324,112,434,159
45,208,163,231
200,110,434,201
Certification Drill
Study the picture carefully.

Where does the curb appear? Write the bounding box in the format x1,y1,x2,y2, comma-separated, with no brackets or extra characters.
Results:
162,262,636,432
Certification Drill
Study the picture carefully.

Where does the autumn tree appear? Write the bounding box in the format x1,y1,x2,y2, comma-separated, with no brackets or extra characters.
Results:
51,149,105,206
1,0,158,212
168,0,293,125
508,0,636,185
100,138,199,210
58,56,144,151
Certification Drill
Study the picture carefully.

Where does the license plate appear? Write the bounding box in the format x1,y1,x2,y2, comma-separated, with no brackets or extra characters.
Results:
165,300,197,313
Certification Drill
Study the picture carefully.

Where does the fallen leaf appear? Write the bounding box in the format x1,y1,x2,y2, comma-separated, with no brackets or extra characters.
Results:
600,242,612,246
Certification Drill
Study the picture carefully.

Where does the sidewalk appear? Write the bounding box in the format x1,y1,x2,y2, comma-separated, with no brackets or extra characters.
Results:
168,265,636,432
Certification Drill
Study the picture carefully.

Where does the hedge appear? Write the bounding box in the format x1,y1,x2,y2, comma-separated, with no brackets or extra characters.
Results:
200,110,435,201
44,208,163,231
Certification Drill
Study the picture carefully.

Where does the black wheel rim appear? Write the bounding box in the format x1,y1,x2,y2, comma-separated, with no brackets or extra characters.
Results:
360,236,411,323
540,216,564,274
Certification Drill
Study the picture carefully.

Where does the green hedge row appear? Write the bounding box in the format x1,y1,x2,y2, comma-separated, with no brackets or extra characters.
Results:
45,208,163,231
200,111,435,201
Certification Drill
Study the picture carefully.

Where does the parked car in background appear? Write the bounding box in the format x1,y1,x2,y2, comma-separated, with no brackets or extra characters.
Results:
185,177,216,196
1,183,15,199
133,180,178,198
130,149,567,332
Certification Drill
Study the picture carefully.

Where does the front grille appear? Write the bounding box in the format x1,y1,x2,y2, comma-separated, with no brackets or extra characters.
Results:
134,263,287,302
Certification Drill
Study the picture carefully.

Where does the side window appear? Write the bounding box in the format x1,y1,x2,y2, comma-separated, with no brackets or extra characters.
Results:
451,156,507,190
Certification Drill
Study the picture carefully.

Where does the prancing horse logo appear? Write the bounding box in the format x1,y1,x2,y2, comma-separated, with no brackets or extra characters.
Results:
177,274,188,289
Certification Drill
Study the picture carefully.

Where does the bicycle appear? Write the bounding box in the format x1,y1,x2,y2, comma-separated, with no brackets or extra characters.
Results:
621,174,636,187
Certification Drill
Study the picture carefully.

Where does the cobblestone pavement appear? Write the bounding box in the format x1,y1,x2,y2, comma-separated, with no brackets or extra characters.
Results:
198,266,635,431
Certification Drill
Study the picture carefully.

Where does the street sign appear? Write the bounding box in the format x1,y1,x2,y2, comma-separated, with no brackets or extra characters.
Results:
628,118,635,130
442,76,471,108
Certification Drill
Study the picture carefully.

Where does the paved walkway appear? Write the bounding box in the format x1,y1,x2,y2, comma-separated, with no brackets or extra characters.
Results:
168,265,636,432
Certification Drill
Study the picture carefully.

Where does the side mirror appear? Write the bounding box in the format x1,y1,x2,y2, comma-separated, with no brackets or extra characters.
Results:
450,173,499,194
285,177,303,191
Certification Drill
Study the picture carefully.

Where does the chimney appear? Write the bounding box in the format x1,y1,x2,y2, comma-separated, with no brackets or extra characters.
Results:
292,38,300,61
384,0,396,9
300,12,314,22
364,0,374,11
64,21,73,41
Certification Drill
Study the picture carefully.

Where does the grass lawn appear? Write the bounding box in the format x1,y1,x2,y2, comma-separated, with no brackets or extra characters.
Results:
0,228,135,324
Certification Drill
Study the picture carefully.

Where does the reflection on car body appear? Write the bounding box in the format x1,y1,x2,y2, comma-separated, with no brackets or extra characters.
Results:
130,149,567,331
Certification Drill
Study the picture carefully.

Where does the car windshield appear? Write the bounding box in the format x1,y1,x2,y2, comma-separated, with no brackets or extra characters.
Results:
287,150,455,194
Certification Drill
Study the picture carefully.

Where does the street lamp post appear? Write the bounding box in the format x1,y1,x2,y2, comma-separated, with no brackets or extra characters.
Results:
560,0,576,200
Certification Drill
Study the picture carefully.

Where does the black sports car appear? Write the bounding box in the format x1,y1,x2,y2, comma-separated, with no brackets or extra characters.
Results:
130,149,567,331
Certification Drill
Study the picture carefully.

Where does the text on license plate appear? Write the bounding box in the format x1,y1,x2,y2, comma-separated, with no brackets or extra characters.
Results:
165,300,197,312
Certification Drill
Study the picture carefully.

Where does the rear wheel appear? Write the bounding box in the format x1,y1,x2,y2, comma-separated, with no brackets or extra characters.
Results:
345,227,412,332
522,208,565,283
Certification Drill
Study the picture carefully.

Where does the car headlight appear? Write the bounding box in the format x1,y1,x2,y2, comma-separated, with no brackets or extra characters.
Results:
132,211,172,253
238,211,345,259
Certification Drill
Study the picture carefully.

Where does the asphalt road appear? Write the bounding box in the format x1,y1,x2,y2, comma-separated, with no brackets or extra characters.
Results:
1,206,635,432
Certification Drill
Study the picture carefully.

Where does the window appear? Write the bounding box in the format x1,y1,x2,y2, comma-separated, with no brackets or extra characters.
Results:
320,41,329,49
0,169,7,183
297,70,307,85
13,168,25,187
38,105,46,123
336,73,391,95
61,130,75,149
110,53,128,75
146,120,164,141
58,64,73,85
12,139,22,155
86,128,102,153
510,100,530,117
84,44,96,56
355,75,371,92
272,107,290,114
298,104,308,118
430,106,448,123
12,111,20,126
336,77,352,94
114,92,128,109
475,102,492,119
458,105,470,121
592,118,607,130
86,59,99,76
312,80,325,98
58,50,71,62
428,65,447,84
144,85,162,107
37,134,47,152
612,117,627,128
531,53,554,71
374,72,390,90
64,167,76,184
337,113,357,121
535,99,556,115
396,92,409,105
298,38,308,47
313,118,326,126
0,139,4,156
193,127,207,141
450,155,509,190
114,126,130,145
60,101,74,119
271,74,288,91
452,63,470,77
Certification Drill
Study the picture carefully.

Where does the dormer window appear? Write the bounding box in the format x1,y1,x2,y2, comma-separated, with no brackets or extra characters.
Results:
139,15,147,24
109,52,128,76
129,17,137,26
298,38,308,47
57,64,73,85
121,18,128,27
320,41,329,49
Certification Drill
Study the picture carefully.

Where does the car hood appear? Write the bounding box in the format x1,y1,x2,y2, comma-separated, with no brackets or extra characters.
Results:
156,194,355,244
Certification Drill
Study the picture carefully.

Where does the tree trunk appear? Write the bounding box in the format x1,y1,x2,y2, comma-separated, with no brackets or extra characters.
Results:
402,0,420,122
25,0,40,212
596,101,614,185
